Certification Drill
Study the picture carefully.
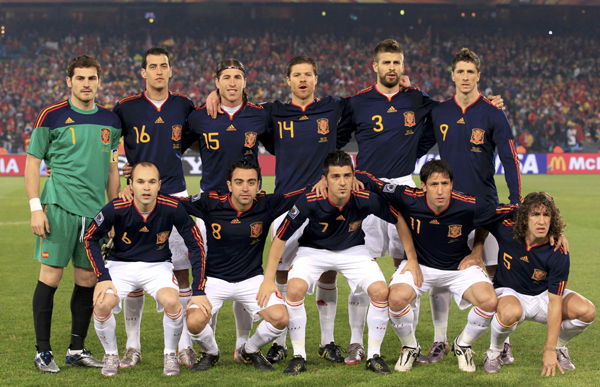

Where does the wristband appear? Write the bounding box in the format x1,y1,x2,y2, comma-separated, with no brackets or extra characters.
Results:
543,347,557,352
30,198,43,212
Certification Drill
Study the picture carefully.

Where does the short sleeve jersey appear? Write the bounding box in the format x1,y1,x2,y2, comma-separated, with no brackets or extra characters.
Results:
113,91,195,194
28,99,122,218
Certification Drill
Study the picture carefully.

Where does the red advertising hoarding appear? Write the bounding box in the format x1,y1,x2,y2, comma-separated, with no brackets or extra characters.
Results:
547,154,600,174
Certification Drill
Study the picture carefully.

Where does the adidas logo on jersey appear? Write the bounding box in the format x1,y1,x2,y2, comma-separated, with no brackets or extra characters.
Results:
299,115,309,120
430,219,440,224
336,215,345,221
457,117,465,124
155,117,164,124
520,256,529,263
387,106,397,113
139,226,149,232
231,219,241,224
226,125,236,131
65,117,75,124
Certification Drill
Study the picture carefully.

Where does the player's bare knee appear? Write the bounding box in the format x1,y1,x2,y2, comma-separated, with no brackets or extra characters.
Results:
367,282,388,303
578,299,596,323
39,264,63,288
186,309,209,334
388,287,411,311
496,303,521,326
478,295,498,313
318,270,337,284
73,266,97,287
265,305,288,329
94,295,117,317
286,279,308,302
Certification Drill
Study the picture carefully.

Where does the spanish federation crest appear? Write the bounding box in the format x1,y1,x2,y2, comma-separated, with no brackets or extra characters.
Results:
250,222,263,238
448,224,462,238
156,231,170,244
171,125,182,141
383,184,397,193
403,111,416,127
100,128,111,144
245,131,257,148
532,269,547,282
349,220,362,232
289,205,300,219
470,128,485,145
316,118,329,135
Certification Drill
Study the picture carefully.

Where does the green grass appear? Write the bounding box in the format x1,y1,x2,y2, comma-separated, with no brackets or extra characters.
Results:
1,175,599,386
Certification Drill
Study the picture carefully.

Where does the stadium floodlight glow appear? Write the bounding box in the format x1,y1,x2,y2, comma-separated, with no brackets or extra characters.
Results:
472,12,476,17
400,10,405,16
461,12,465,17
322,11,326,16
549,31,553,35
350,14,358,21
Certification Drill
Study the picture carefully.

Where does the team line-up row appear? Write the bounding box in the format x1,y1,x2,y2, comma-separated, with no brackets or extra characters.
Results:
25,40,594,377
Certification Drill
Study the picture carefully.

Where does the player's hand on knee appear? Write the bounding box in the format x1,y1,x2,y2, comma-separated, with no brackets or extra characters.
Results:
118,184,133,202
458,253,484,271
312,177,328,199
399,75,411,90
206,90,223,119
31,210,50,240
488,95,505,110
93,280,117,306
257,280,279,308
121,162,132,179
541,349,564,376
191,295,212,318
550,234,569,254
401,260,423,288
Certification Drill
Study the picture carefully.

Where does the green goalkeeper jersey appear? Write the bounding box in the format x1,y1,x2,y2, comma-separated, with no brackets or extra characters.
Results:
28,99,122,218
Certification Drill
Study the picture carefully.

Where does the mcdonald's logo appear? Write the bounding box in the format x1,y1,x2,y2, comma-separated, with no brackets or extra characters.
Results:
548,156,566,172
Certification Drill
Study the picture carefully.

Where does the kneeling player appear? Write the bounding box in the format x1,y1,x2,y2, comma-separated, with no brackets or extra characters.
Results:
260,150,418,375
355,160,512,373
181,159,305,372
482,192,595,375
84,161,208,377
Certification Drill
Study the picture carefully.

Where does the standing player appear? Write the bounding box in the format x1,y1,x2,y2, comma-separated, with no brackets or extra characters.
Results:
355,160,513,373
112,47,197,367
482,192,595,375
84,161,208,377
182,58,273,363
259,150,417,375
179,159,305,372
25,54,121,372
420,48,521,364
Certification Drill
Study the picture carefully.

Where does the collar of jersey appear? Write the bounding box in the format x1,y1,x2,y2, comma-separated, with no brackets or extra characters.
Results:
68,98,98,115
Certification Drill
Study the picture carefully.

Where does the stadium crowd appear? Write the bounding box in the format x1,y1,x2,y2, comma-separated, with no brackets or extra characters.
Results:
1,28,598,154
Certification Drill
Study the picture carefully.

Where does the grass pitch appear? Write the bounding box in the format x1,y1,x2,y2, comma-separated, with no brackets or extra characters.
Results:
0,174,598,386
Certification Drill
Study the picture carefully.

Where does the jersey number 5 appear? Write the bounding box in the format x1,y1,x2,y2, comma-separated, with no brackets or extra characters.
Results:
503,253,512,270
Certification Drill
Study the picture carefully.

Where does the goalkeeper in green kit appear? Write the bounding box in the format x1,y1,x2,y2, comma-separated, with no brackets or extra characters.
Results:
25,55,122,373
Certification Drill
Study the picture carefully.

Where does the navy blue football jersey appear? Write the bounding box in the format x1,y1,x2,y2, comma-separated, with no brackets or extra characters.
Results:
178,189,304,283
355,170,515,270
489,215,569,296
182,102,272,192
344,86,439,178
425,94,522,204
84,195,206,295
263,96,353,194
113,91,195,194
276,189,398,251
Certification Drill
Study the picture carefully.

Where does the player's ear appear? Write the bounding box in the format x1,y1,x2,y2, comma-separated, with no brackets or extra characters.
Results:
66,76,72,88
421,181,427,191
286,77,291,87
215,77,220,89
227,180,233,192
372,61,378,73
141,67,147,79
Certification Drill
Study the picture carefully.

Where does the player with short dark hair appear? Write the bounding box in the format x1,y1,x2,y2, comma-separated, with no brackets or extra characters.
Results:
355,159,515,373
178,159,306,372
112,46,198,367
259,150,417,375
84,161,208,377
419,47,521,364
25,54,122,373
482,192,595,375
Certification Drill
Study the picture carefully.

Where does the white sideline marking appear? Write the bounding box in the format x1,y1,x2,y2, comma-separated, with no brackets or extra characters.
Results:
0,221,29,226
